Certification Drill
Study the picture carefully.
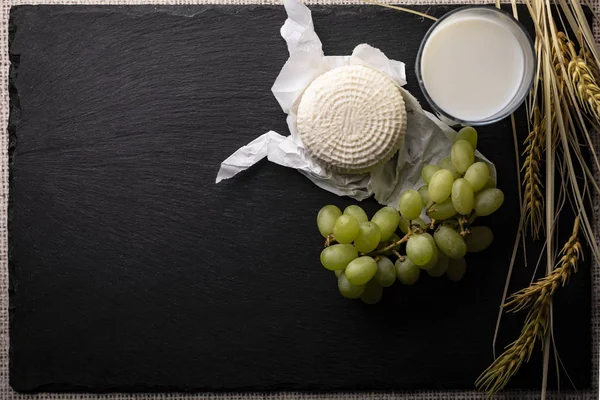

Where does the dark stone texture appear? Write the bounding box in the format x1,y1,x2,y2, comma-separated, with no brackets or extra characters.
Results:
8,4,591,393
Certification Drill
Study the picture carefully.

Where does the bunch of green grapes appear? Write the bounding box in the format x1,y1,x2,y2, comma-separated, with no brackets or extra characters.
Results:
316,127,504,304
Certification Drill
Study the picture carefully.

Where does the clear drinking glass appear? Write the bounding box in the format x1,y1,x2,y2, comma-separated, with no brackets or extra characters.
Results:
415,6,536,126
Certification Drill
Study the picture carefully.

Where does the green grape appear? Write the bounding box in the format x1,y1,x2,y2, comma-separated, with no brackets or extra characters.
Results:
320,244,359,271
427,198,457,220
434,225,467,259
455,126,478,150
482,177,496,190
360,280,383,305
413,218,428,231
420,242,439,271
375,256,396,287
317,205,342,238
372,206,401,241
334,270,344,278
333,214,360,244
422,232,435,246
474,188,505,216
344,205,368,224
418,185,430,205
464,162,490,192
345,256,378,285
427,251,449,277
451,178,475,215
395,257,420,285
438,156,461,179
406,234,434,266
421,164,440,184
419,233,438,270
447,257,467,282
354,222,382,253
451,140,475,173
399,216,428,234
398,189,424,220
398,216,410,234
466,226,494,252
428,169,455,203
338,273,365,299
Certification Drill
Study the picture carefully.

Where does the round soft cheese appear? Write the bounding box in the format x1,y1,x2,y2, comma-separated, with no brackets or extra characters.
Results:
297,65,407,174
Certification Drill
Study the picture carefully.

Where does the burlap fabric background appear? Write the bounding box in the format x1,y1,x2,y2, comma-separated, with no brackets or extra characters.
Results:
0,0,598,398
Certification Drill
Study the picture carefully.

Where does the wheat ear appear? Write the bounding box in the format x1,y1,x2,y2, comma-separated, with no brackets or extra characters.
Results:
505,217,582,313
558,33,600,121
522,107,546,239
476,217,581,396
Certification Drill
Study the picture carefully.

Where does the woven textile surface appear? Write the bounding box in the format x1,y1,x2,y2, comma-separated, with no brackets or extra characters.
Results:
1,0,598,398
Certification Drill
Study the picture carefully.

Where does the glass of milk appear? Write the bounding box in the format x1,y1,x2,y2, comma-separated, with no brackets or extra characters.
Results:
416,6,535,126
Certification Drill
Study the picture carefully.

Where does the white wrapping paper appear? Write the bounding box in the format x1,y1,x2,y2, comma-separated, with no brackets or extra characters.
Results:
215,0,495,207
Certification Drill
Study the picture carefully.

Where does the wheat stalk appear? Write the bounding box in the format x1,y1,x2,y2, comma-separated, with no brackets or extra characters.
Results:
522,107,546,239
492,1,600,396
476,217,581,396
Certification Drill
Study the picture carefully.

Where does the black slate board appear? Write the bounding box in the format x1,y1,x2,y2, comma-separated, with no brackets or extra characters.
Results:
8,4,592,393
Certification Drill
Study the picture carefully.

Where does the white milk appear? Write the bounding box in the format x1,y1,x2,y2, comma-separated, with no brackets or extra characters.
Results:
420,15,525,122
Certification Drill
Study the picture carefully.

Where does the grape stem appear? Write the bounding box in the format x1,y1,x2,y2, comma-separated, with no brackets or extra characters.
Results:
425,202,441,228
429,218,436,230
368,232,412,256
458,213,475,237
324,234,336,247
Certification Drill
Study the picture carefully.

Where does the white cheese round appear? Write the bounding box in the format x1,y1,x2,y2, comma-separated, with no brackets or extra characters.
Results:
297,65,406,174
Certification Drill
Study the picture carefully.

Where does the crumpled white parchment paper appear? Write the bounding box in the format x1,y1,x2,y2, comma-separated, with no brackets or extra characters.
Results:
215,0,495,207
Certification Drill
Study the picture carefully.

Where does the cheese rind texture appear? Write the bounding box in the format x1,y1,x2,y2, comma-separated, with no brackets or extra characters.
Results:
297,65,407,174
